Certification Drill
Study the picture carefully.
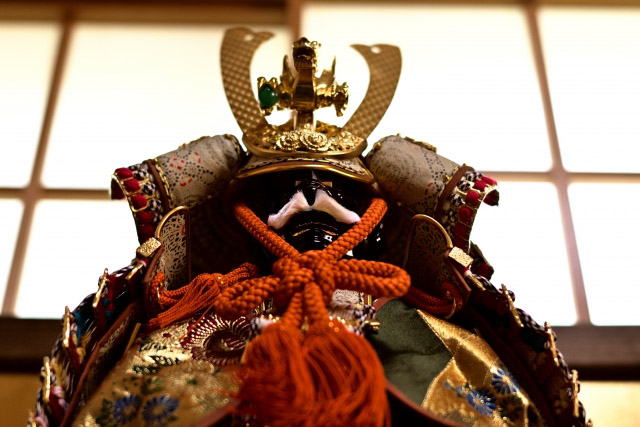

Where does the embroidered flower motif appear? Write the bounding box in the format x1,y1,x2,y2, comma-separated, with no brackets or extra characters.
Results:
445,381,497,417
180,314,252,366
112,395,141,424
491,366,520,395
466,388,496,416
498,394,524,421
142,395,179,423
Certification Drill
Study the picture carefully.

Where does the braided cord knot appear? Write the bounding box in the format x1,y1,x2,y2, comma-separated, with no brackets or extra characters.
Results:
213,198,410,326
212,197,411,427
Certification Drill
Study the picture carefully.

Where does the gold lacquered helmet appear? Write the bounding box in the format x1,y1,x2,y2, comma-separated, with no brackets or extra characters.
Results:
220,27,401,184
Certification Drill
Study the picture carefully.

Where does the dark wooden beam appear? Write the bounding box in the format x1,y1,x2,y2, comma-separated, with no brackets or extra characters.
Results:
0,1,287,24
554,326,640,380
0,318,61,372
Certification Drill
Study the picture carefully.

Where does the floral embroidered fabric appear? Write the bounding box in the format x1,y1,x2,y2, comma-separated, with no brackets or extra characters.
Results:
368,299,543,427
418,308,543,426
73,315,242,426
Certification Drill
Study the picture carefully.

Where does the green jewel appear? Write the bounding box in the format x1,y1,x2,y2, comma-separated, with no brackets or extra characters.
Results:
258,84,278,108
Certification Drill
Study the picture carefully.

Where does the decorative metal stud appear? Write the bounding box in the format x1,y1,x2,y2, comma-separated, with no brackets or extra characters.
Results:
136,237,162,258
363,319,381,331
93,268,109,309
62,306,71,349
545,321,560,367
365,294,373,306
466,273,486,291
501,284,523,328
444,291,458,320
124,322,142,355
571,369,580,418
448,247,473,269
42,356,51,405
27,410,36,427
126,262,145,281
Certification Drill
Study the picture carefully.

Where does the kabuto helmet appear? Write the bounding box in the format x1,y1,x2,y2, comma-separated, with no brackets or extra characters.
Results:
31,27,590,427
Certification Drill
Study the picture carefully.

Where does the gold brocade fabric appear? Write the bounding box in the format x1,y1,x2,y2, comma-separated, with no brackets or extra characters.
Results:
418,310,543,426
73,318,239,427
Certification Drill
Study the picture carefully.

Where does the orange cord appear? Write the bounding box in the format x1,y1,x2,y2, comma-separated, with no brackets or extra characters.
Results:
145,263,258,331
214,198,410,324
210,198,410,427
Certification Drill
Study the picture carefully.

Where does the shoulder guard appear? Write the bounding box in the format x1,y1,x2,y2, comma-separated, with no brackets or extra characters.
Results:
110,134,245,244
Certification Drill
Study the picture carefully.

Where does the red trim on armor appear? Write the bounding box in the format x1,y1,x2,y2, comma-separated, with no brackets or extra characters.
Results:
454,223,470,239
136,210,153,222
484,189,500,206
473,179,487,191
139,225,155,239
131,194,147,209
466,190,481,207
458,206,472,223
123,178,140,193
475,262,493,279
115,167,133,179
481,175,496,186
453,236,467,249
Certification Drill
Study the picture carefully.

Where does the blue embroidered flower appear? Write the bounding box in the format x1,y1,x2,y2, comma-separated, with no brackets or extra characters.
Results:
466,388,496,416
112,394,141,424
491,367,520,395
142,395,179,423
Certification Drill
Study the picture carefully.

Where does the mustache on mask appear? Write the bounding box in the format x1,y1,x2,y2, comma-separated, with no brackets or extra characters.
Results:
267,189,361,230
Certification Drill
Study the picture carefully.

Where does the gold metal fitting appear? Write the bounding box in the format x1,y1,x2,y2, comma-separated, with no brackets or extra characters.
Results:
466,274,486,291
448,247,473,269
136,237,162,258
444,291,458,320
363,319,381,331
27,410,36,427
501,284,523,328
42,356,51,405
258,39,349,120
126,262,145,281
93,268,109,309
544,321,560,367
124,322,142,355
403,135,437,153
571,369,580,418
62,306,71,348
246,37,367,159
221,28,401,171
365,294,373,306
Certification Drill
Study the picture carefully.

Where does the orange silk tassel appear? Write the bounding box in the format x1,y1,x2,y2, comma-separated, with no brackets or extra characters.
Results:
145,263,258,331
214,198,410,426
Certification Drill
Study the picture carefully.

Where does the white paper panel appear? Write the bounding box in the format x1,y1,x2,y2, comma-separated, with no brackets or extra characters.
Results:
539,7,640,172
0,23,60,187
15,200,139,318
302,4,551,171
569,184,640,325
43,24,290,189
472,182,576,326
